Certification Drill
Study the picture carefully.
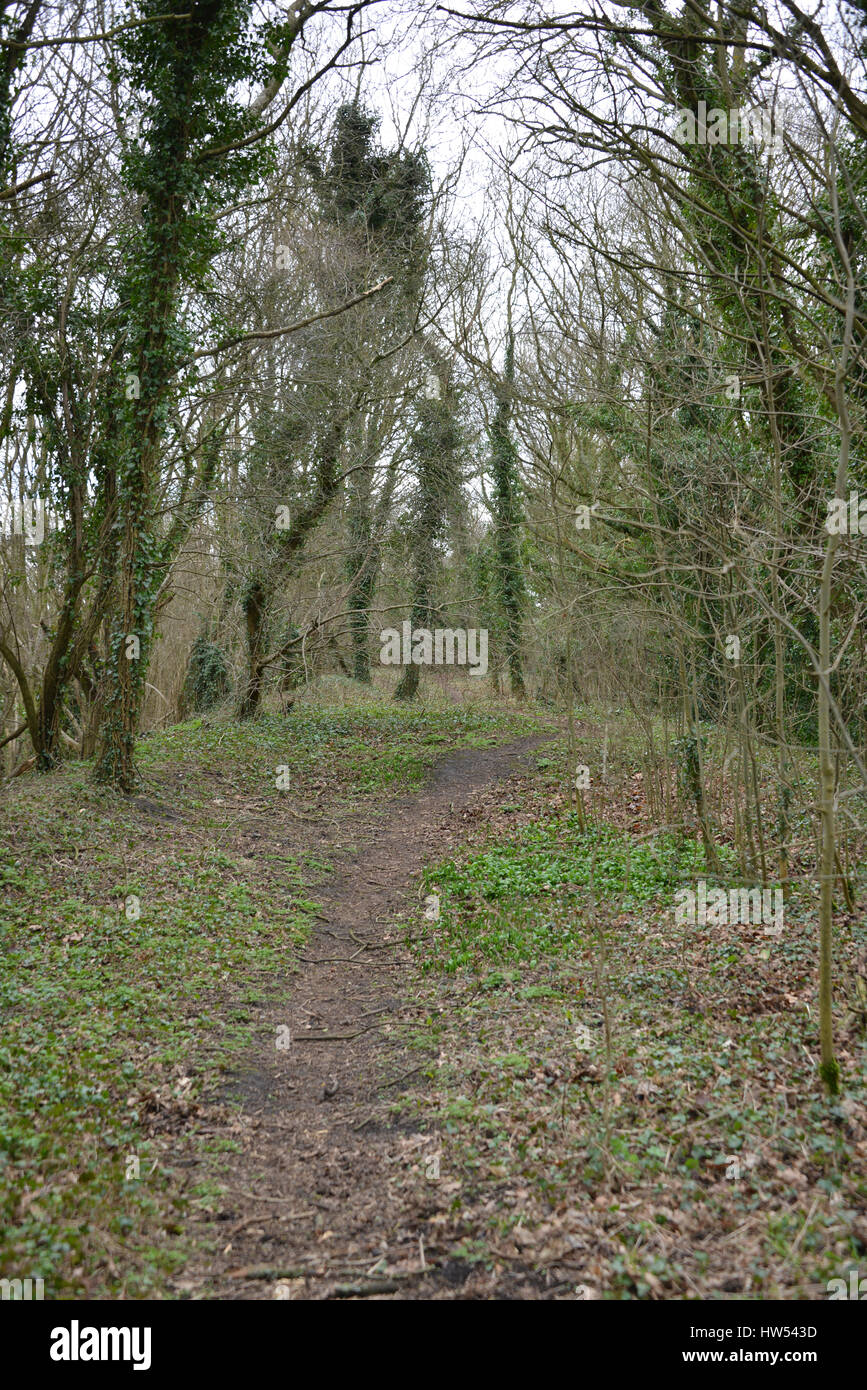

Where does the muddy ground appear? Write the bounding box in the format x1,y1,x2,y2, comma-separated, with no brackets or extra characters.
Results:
175,736,554,1299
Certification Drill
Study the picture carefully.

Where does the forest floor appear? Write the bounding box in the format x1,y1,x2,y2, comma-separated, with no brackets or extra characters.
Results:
2,693,866,1299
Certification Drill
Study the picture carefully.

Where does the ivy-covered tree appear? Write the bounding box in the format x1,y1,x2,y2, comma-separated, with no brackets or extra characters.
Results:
234,101,427,714
489,331,526,697
321,104,429,683
395,349,464,701
94,0,305,788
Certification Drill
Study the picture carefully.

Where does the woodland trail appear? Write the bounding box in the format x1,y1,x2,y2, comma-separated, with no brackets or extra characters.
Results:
180,734,553,1300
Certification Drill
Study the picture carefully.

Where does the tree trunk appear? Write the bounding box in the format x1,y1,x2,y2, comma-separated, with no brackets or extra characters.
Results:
490,332,525,697
817,530,840,1095
238,580,267,720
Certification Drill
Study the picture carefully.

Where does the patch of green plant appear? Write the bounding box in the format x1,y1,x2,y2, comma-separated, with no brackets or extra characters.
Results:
419,818,730,972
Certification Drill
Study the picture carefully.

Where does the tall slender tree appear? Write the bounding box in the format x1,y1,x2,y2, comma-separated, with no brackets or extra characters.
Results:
395,348,463,701
489,330,526,696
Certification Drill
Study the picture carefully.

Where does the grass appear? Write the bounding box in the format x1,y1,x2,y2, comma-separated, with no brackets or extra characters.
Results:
139,701,542,806
399,732,867,1300
6,696,863,1301
0,770,313,1295
420,818,735,973
0,698,547,1297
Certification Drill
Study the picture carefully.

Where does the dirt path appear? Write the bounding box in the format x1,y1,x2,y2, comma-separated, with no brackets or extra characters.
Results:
180,734,551,1300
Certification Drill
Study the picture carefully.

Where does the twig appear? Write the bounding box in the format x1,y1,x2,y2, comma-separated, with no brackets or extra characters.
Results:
382,1064,423,1089
294,1025,378,1041
226,1265,315,1280
351,1111,378,1131
190,278,394,361
225,1190,312,1207
789,1196,821,1257
328,1279,402,1298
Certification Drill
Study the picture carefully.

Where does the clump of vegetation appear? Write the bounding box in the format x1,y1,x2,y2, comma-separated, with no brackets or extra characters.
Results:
183,636,232,713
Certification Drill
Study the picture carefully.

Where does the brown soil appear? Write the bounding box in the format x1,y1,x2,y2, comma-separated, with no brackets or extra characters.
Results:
177,735,552,1300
